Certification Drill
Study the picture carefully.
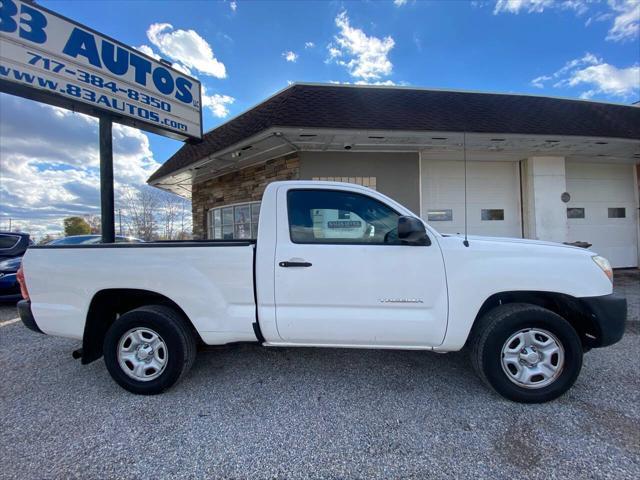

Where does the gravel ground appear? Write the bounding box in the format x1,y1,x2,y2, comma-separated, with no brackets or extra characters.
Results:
0,302,19,322
0,272,638,479
615,270,639,330
1,324,638,479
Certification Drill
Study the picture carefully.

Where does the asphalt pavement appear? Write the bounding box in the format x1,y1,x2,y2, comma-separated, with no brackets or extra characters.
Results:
0,273,638,479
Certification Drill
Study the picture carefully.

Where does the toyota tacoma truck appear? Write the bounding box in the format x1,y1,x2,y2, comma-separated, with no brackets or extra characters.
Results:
17,181,626,403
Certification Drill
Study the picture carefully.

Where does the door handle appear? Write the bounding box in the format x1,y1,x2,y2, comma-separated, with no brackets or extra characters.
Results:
279,261,312,268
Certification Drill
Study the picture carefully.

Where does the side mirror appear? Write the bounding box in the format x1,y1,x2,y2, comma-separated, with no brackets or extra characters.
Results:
397,216,430,246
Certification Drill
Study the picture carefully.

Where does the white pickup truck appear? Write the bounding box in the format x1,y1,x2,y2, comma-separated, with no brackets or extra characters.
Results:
17,181,626,403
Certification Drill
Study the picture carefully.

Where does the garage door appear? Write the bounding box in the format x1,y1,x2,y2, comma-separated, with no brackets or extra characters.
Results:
420,160,522,238
566,162,638,268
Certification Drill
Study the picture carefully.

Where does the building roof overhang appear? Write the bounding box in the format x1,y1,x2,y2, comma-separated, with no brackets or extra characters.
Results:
148,83,640,198
151,126,640,198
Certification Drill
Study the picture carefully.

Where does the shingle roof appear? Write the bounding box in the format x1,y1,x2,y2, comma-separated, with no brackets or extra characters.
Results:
148,83,640,183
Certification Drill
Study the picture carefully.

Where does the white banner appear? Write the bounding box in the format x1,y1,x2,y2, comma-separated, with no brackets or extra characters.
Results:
0,0,202,140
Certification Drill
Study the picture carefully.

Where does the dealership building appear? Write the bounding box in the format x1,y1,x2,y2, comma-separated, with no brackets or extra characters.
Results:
148,83,640,268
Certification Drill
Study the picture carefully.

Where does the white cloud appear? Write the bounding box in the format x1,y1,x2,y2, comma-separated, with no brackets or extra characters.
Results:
531,74,552,88
169,62,193,76
327,47,342,61
356,80,399,86
585,11,614,27
394,0,408,6
530,53,640,100
304,41,315,49
136,42,234,119
230,1,237,12
329,79,407,86
0,95,162,238
134,45,192,75
551,52,601,80
494,0,589,14
528,53,598,90
1,24,229,239
327,10,395,80
201,87,235,117
135,44,159,60
559,0,591,15
566,62,640,98
493,0,639,42
494,0,555,14
606,0,640,42
282,51,299,62
147,23,226,78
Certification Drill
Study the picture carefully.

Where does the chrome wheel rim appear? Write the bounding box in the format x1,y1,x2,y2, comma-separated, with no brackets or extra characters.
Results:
500,328,564,389
117,328,168,382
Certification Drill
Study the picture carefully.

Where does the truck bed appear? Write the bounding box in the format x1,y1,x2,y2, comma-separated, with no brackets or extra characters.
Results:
23,241,258,344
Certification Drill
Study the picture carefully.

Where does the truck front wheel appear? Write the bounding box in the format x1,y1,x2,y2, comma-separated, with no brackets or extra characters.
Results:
103,305,196,395
470,303,583,403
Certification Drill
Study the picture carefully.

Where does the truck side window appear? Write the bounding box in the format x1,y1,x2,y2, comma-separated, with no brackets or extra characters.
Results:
287,189,402,245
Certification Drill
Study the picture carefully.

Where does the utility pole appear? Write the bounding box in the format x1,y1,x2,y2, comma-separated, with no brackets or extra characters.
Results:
8,218,11,231
118,209,123,236
99,116,115,243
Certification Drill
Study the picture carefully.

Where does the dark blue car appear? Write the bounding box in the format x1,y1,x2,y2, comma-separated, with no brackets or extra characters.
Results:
0,255,22,302
0,231,31,262
0,232,31,302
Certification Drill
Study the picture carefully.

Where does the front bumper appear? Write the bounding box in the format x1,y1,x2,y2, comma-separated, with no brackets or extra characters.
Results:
581,294,627,348
17,300,43,334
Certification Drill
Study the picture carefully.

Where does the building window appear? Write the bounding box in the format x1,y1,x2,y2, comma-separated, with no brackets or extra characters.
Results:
481,209,505,221
312,176,377,190
208,202,260,239
567,208,585,219
608,208,626,218
427,209,453,222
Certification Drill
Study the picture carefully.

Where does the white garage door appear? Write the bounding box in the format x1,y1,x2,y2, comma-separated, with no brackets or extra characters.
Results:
420,160,522,238
566,162,638,268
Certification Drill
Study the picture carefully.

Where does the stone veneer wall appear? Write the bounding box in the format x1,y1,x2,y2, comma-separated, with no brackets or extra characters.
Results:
191,154,299,239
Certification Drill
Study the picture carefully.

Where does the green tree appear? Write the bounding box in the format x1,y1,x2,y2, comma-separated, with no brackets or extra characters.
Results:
84,215,101,234
63,217,91,236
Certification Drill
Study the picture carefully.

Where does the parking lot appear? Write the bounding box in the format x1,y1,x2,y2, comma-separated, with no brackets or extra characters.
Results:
1,272,638,479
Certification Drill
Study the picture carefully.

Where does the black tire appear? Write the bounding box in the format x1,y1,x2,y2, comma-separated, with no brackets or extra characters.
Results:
103,305,197,395
469,303,583,403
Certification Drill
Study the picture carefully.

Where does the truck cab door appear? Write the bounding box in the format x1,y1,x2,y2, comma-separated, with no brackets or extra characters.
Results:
272,185,448,348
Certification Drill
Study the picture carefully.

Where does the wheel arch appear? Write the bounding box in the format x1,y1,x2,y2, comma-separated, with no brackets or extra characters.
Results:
81,288,200,365
471,291,600,350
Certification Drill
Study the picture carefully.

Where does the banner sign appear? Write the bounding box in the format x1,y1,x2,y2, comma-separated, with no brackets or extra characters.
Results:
0,0,202,140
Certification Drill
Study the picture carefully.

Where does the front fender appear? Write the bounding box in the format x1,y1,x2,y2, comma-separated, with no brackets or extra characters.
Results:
436,236,613,350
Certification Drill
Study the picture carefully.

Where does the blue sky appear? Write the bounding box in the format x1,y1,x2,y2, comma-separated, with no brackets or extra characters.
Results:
40,0,640,162
1,0,638,236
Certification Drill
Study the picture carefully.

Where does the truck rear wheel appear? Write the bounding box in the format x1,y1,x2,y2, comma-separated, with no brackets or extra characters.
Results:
103,305,196,395
469,303,583,403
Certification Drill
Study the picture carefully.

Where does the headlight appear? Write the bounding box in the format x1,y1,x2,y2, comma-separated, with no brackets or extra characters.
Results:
592,255,613,283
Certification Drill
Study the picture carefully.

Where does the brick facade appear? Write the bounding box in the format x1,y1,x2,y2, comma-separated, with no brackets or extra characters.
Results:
191,154,299,239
